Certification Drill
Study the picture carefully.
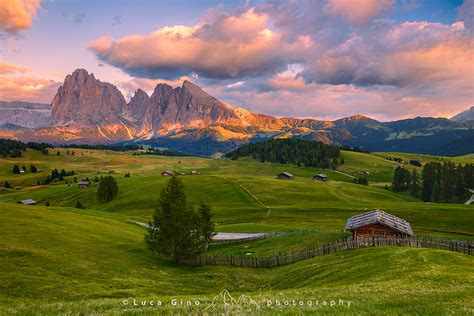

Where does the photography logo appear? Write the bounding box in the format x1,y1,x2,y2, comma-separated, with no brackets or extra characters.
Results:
205,290,260,313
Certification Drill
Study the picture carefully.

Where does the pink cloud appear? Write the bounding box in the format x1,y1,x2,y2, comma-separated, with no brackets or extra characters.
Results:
215,82,471,121
89,8,308,79
323,0,395,25
0,61,59,103
303,21,473,87
0,75,59,103
0,0,41,33
0,61,28,74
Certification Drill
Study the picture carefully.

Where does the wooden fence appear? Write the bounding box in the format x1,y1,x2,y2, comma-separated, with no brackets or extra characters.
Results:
208,229,341,248
186,236,473,268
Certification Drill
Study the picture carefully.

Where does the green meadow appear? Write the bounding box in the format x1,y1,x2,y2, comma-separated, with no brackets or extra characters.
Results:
0,148,473,314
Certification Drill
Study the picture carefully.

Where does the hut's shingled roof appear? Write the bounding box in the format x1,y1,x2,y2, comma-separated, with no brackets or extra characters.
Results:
345,209,414,236
18,199,37,205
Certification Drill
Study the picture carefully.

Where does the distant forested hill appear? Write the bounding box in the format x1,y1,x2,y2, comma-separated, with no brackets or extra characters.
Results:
226,139,342,168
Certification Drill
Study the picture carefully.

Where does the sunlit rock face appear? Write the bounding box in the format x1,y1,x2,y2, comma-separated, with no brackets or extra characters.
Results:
2,68,471,156
51,69,128,126
48,69,135,142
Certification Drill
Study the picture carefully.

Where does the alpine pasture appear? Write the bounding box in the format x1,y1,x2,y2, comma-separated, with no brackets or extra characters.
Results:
0,148,473,315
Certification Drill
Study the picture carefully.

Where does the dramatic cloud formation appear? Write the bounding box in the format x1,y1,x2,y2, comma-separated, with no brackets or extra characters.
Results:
323,0,395,25
0,0,41,33
302,21,472,87
0,61,59,103
89,8,309,79
87,0,473,120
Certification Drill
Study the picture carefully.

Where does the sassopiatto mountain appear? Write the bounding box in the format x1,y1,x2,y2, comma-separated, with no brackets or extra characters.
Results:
0,69,472,156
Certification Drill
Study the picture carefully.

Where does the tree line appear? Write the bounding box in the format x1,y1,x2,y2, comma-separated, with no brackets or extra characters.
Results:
133,148,187,156
60,143,143,151
12,164,39,174
42,169,76,184
0,139,144,158
392,162,474,202
226,139,343,169
0,139,51,157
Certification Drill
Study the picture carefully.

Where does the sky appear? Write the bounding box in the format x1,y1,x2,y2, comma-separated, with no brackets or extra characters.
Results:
0,0,472,121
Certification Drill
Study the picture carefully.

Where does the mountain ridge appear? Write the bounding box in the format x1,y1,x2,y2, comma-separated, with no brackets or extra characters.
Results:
451,106,474,123
0,69,472,155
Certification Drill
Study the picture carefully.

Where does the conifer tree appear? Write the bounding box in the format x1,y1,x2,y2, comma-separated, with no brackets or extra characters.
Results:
409,169,421,198
97,176,118,202
145,176,199,263
198,201,216,251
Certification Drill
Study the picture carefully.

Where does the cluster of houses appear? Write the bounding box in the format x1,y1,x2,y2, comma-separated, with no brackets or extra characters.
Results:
277,172,328,181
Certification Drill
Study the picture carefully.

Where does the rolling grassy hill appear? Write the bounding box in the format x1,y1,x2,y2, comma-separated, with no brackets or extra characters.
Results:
1,148,472,238
1,148,473,314
0,204,472,315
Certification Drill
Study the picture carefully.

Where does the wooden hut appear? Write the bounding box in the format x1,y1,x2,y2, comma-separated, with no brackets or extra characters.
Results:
161,170,175,176
78,180,90,189
17,199,37,205
278,172,294,180
313,173,328,181
345,209,414,240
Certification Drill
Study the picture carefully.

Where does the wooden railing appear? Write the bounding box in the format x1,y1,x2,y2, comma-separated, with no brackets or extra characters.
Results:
186,236,473,268
208,229,341,248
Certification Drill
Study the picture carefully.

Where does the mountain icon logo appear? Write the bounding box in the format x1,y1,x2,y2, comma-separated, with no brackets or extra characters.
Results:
205,289,260,313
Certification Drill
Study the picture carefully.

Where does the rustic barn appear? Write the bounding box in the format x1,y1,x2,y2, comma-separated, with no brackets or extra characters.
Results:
78,181,90,189
17,199,37,205
278,172,294,180
345,210,414,240
161,170,175,176
313,173,328,181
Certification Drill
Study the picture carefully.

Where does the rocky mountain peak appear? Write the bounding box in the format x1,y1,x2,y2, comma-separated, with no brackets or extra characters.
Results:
348,114,371,120
179,79,217,102
126,89,151,125
132,88,149,99
64,68,94,87
51,68,127,127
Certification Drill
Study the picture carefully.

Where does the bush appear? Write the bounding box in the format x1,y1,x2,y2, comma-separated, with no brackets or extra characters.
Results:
353,177,369,185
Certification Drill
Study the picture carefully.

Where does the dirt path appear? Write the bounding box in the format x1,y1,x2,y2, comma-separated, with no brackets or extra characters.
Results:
133,222,267,240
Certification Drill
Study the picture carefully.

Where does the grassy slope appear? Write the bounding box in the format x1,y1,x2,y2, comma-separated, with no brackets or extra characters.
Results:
1,149,473,239
0,204,472,315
